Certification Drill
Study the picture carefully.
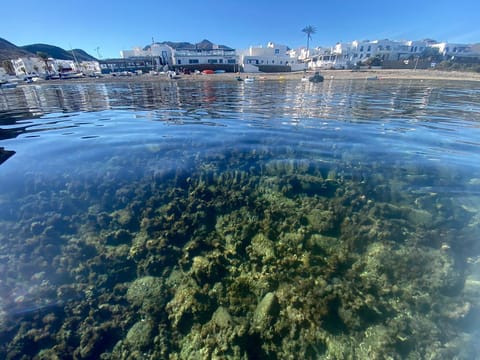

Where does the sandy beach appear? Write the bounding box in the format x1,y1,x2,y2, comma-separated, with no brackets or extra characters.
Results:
67,68,480,84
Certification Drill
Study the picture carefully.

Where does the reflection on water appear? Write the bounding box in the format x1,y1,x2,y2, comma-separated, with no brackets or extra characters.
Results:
1,79,480,358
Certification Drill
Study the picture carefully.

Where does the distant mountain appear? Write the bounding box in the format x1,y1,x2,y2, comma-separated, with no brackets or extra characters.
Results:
0,38,97,64
144,39,234,51
20,44,97,61
0,37,34,62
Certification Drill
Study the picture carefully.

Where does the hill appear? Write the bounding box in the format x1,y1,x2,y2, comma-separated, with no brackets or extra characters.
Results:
20,44,97,61
0,38,34,62
144,39,234,51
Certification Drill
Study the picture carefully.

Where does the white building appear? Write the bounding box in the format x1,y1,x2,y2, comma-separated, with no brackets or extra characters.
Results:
11,57,54,76
11,56,100,77
77,61,101,75
238,42,304,72
121,43,173,67
172,46,236,69
429,42,475,58
310,39,437,69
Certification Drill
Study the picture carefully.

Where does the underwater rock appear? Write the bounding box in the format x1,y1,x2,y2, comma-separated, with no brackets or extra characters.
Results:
166,281,214,334
124,319,155,351
190,256,211,284
105,229,132,246
211,306,234,328
126,276,167,316
30,221,45,235
252,292,280,332
248,233,276,262
305,209,338,234
305,233,340,254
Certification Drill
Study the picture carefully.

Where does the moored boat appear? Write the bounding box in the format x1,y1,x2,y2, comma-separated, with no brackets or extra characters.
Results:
309,71,324,83
0,81,17,89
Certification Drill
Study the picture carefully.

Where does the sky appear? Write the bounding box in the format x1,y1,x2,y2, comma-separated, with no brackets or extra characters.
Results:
1,0,479,59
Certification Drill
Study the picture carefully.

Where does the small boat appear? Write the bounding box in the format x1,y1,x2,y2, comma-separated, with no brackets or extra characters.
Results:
60,72,84,79
214,70,226,74
236,76,243,81
244,77,255,83
202,69,215,75
309,72,324,83
0,81,17,89
0,147,15,165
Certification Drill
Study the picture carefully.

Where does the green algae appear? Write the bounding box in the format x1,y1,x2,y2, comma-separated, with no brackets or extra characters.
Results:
1,148,479,359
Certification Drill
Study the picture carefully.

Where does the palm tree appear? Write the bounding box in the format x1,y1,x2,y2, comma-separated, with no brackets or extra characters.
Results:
302,25,317,56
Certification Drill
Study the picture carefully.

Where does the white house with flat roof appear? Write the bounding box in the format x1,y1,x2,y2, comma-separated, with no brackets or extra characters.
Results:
172,45,236,70
238,42,304,72
310,39,437,69
429,42,475,58
121,43,173,68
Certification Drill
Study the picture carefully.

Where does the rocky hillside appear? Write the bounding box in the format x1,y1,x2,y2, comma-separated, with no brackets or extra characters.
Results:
0,38,34,62
0,37,97,63
144,39,234,51
21,44,97,61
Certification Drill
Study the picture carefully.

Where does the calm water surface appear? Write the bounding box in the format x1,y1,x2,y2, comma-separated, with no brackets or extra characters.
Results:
1,79,480,359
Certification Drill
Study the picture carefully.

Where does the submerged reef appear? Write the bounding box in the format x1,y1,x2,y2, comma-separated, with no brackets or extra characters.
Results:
1,147,480,359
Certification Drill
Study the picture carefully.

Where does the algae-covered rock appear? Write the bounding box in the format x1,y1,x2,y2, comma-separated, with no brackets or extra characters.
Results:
124,320,155,351
211,306,234,328
252,292,280,332
105,229,132,245
248,233,276,262
166,281,214,334
126,276,167,316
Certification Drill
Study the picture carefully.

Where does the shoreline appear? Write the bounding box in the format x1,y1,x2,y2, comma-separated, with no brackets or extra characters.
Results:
58,68,480,84
19,69,480,86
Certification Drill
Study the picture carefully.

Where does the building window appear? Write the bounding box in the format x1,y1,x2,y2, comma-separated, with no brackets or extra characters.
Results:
275,49,280,54
227,59,235,64
360,46,364,52
208,59,218,64
367,46,371,51
189,59,199,64
219,59,223,63
177,60,181,64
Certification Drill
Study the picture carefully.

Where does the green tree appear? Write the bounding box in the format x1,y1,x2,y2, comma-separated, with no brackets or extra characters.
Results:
420,47,442,62
365,55,383,67
37,51,51,74
302,25,317,55
2,60,15,75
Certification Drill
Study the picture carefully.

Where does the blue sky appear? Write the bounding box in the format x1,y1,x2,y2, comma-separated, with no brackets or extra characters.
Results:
1,0,479,59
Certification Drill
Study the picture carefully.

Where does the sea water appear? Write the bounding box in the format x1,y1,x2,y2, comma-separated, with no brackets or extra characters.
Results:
1,79,480,359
